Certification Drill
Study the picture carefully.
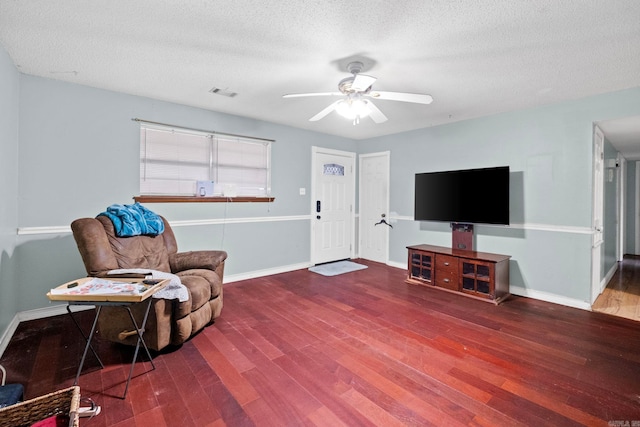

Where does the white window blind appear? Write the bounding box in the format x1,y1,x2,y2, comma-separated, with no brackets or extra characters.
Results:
139,123,272,197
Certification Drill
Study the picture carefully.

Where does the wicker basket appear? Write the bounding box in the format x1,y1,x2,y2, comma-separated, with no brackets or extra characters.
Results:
0,386,80,427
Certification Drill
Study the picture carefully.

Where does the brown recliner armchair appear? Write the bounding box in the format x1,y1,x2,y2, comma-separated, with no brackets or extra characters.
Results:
71,216,227,351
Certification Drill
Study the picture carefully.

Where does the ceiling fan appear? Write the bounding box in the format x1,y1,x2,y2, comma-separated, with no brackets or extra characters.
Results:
283,61,433,125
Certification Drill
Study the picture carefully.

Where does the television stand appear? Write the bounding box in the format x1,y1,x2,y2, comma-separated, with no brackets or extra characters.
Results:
406,244,510,304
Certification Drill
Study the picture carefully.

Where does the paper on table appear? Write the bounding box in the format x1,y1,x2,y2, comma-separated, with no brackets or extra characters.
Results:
49,278,149,296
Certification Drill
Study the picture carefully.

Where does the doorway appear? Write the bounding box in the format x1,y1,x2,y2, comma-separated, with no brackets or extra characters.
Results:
310,146,356,265
358,151,390,264
591,125,605,304
592,255,640,322
592,115,640,320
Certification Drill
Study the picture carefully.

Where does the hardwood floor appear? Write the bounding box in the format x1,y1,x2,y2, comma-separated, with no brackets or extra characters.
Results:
2,260,640,426
593,255,640,321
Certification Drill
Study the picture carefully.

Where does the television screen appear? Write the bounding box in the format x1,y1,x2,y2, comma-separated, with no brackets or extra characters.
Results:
414,166,510,225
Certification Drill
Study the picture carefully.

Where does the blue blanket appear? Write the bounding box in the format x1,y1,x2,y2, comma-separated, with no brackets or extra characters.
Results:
98,203,165,237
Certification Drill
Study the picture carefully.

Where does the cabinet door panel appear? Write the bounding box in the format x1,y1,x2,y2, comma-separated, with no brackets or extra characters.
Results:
459,259,494,298
408,250,434,285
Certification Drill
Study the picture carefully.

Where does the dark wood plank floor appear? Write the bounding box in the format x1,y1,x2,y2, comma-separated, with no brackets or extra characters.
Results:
2,260,640,426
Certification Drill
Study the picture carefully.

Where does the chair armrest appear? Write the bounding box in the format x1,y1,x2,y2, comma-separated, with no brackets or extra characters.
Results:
169,250,227,273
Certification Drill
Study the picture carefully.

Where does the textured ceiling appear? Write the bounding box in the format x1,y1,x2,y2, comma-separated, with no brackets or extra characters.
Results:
1,0,639,142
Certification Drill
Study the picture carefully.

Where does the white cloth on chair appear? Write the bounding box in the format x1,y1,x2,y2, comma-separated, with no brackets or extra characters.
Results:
107,268,189,302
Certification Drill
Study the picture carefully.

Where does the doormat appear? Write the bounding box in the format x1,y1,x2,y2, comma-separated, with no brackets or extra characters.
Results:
308,260,368,277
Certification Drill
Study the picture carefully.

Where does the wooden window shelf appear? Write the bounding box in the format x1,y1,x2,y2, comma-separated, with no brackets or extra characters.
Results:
134,196,275,203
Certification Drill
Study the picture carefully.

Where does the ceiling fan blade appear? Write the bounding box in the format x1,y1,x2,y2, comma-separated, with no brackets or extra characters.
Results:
368,91,433,104
283,92,342,98
366,101,388,123
352,74,377,92
309,100,341,121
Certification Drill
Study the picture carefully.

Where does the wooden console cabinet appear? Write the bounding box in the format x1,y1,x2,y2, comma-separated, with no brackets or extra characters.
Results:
406,244,511,304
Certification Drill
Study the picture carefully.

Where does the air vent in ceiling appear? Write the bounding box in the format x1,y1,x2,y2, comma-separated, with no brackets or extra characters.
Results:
209,87,237,97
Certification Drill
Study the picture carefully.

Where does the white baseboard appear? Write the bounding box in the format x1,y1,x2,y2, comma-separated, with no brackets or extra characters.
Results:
0,304,93,358
598,262,618,300
509,286,592,310
0,261,595,358
224,262,312,283
387,260,406,270
0,315,20,358
0,264,312,357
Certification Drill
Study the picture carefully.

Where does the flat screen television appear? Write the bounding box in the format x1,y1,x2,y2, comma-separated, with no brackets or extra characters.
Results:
414,166,510,225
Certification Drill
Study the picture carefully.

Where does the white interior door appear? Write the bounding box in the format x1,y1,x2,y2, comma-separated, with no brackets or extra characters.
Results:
617,154,624,261
311,147,355,265
359,151,390,263
591,126,605,303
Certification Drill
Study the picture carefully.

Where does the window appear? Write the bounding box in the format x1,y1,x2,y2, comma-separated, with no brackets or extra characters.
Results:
139,123,272,197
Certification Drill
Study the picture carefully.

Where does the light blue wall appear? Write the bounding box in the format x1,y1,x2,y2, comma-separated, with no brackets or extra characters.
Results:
0,47,20,334
11,73,356,321
2,37,640,339
17,75,356,225
359,88,640,303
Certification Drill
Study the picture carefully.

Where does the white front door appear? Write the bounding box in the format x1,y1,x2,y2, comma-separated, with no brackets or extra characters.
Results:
591,125,605,304
311,147,355,265
359,151,390,263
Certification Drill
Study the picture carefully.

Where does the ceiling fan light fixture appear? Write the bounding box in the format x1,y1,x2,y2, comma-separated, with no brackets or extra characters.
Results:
336,99,370,120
